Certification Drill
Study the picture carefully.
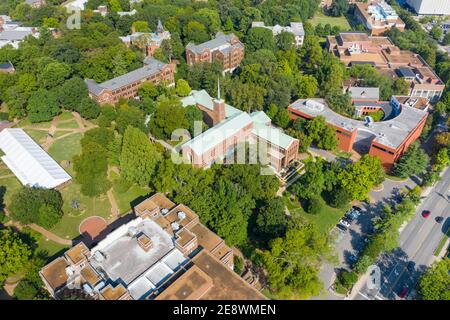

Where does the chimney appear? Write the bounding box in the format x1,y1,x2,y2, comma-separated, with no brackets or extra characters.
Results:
137,234,153,252
213,79,226,124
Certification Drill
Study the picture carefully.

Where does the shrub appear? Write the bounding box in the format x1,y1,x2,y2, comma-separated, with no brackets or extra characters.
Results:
14,280,39,300
234,256,244,275
305,196,324,215
335,270,358,294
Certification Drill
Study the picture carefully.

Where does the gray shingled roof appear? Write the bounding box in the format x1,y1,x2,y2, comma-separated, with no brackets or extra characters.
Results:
0,30,33,41
349,87,380,100
186,32,243,54
85,58,168,94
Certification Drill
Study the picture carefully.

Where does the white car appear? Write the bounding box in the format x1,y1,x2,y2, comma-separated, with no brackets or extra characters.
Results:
339,219,350,228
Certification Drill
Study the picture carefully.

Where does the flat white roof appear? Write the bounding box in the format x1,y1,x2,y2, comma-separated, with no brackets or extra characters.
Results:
0,128,71,189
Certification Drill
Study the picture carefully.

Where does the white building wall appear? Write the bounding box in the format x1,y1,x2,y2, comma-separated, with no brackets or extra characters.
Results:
406,0,450,15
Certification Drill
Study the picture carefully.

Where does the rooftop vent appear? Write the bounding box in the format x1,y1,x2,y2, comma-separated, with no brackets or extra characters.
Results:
305,99,324,112
161,208,169,215
128,226,139,238
93,251,105,262
177,211,186,220
65,266,75,276
364,116,374,127
171,222,180,232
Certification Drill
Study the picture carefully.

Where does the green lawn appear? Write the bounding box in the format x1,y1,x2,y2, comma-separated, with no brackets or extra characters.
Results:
58,111,75,122
16,119,52,129
37,237,70,258
0,176,22,207
23,129,48,145
48,133,82,164
283,191,348,234
308,11,351,30
53,131,72,139
111,175,151,215
56,120,79,129
50,182,112,239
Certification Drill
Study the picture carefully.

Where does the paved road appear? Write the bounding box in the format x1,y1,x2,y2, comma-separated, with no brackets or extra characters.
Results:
355,168,450,300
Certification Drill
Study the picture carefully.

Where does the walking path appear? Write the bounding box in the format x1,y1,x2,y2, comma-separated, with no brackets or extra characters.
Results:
106,167,120,222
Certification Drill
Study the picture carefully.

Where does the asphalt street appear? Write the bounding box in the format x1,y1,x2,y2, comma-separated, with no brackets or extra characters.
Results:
355,168,450,300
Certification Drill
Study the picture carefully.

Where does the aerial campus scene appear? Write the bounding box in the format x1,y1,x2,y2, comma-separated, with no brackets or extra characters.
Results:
0,0,449,307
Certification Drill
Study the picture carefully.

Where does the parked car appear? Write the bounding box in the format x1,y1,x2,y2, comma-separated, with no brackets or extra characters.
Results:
339,219,351,228
435,216,444,223
406,261,415,272
422,210,431,218
398,286,408,299
352,206,362,212
336,224,347,232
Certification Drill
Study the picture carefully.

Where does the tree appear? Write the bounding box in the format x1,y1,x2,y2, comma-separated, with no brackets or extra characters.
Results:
115,105,147,134
305,196,324,215
261,220,329,299
38,62,71,89
443,33,450,46
433,147,449,172
292,160,325,200
245,27,275,52
27,89,59,123
418,258,450,300
176,79,191,97
429,25,443,41
120,126,162,186
132,21,150,32
273,107,291,129
255,198,288,241
73,141,111,197
306,116,337,150
394,142,429,178
14,280,39,300
275,31,295,51
0,229,31,284
338,155,385,201
183,21,209,44
9,187,63,228
138,82,159,100
330,187,351,209
328,0,349,17
57,77,89,111
149,97,188,139
78,97,100,119
295,74,318,99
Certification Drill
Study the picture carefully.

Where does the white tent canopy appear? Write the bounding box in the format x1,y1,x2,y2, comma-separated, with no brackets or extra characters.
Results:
0,128,71,189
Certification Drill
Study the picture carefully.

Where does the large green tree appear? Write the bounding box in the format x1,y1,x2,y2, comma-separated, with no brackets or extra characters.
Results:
0,229,31,284
394,142,429,178
418,258,450,300
120,126,162,186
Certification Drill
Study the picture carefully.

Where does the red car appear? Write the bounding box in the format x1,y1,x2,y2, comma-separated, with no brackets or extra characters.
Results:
398,286,408,299
422,210,431,218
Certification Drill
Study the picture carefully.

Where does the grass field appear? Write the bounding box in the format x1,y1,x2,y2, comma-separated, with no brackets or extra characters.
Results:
48,133,82,164
58,111,75,122
308,11,351,30
50,182,112,239
0,176,21,207
113,183,151,215
56,120,79,129
23,129,48,145
283,191,347,234
17,119,52,129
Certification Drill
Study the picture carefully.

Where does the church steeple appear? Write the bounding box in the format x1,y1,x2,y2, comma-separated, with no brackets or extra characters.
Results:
157,19,164,34
213,78,225,124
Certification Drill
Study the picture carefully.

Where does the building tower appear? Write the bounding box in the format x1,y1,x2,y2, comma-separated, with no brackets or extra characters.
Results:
213,79,226,124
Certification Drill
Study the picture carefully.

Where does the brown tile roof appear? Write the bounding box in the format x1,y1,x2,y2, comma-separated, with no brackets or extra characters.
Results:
40,257,69,291
65,242,89,265
100,284,128,300
154,265,214,300
80,265,101,287
189,223,223,252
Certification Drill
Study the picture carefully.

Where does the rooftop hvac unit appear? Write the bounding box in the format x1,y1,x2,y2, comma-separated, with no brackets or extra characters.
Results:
94,251,105,262
305,99,324,111
161,208,169,215
171,222,180,231
128,226,139,238
177,211,186,220
94,281,106,292
65,266,75,276
364,116,374,127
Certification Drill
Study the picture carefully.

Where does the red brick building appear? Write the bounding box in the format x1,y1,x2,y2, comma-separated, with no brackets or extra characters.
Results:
186,32,244,73
85,58,175,105
180,89,299,172
288,98,428,170
354,1,405,36
327,32,445,102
